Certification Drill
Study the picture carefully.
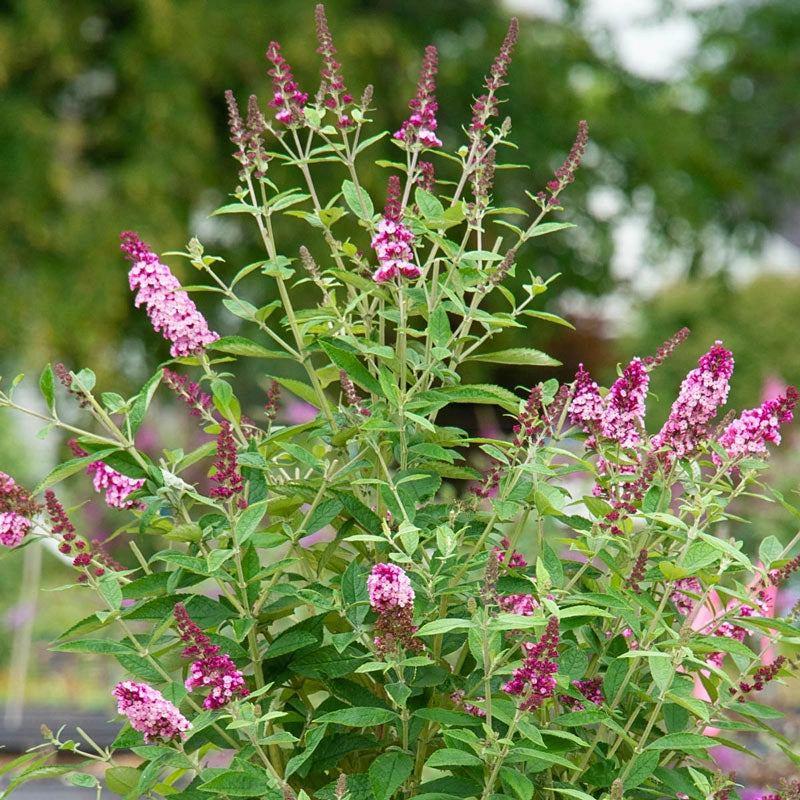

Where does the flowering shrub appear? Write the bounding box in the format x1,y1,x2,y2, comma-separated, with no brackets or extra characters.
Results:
1,6,800,800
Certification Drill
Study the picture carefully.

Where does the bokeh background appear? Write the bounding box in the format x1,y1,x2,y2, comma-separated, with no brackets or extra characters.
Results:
2,0,799,788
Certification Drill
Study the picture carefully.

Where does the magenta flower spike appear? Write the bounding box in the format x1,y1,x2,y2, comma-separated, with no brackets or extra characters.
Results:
266,41,308,126
370,175,420,283
502,615,560,711
600,358,649,449
394,45,442,149
121,231,219,359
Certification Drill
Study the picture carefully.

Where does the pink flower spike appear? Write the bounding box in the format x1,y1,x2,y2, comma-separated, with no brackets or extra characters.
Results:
113,681,192,743
600,357,649,449
266,41,308,127
367,563,414,612
652,341,734,462
371,176,419,283
121,231,219,359
394,45,442,149
569,364,603,430
715,386,798,465
502,615,560,712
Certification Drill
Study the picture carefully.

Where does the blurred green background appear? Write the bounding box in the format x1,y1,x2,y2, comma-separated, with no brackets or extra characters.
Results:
1,0,799,718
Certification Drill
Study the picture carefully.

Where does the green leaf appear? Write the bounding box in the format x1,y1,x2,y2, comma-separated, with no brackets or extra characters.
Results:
414,384,521,414
315,707,397,726
104,765,141,796
33,449,116,493
115,653,164,682
759,535,784,568
319,339,382,397
526,221,576,237
500,768,534,800
51,639,134,655
39,363,55,414
415,618,473,636
235,503,266,545
342,179,374,221
265,374,320,408
603,658,628,705
542,542,564,589
222,296,258,321
369,751,414,800
464,348,561,367
264,630,318,659
211,201,259,215
425,749,483,768
428,305,451,347
645,733,715,751
649,654,674,693
415,187,445,219
413,708,484,727
209,335,291,359
69,773,98,788
98,575,123,611
197,770,272,796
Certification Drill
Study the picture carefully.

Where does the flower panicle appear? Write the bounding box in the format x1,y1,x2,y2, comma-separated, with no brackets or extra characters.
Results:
542,120,589,203
209,421,246,506
113,681,192,743
469,18,519,136
162,368,214,418
121,231,219,358
314,4,353,127
502,614,560,711
394,45,442,149
0,472,40,548
643,327,690,371
339,370,370,417
367,563,423,656
371,175,420,283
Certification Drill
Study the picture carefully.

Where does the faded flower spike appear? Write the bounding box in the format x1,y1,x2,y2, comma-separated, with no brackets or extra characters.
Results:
113,681,192,743
121,231,220,358
394,45,442,148
371,175,420,282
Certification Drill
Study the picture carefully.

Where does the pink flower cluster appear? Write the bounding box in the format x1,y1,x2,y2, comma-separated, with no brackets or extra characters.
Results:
0,472,39,548
652,341,734,461
68,440,144,510
450,689,486,718
715,386,798,463
570,358,649,449
174,602,248,710
561,676,604,710
266,41,308,126
394,45,442,148
502,615,560,711
121,231,219,358
162,368,214,418
367,563,422,655
112,681,192,743
371,176,420,283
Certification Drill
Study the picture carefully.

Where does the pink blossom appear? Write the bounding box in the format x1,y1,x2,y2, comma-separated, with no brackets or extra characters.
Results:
86,461,146,510
394,45,442,148
113,681,192,743
121,231,219,358
370,176,420,283
367,563,414,612
569,364,603,429
600,358,649,448
502,615,560,711
715,387,797,464
0,512,29,548
652,341,734,461
266,41,308,126
174,602,248,710
498,594,538,615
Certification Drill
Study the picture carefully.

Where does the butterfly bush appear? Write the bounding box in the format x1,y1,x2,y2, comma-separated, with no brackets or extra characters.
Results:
3,6,800,800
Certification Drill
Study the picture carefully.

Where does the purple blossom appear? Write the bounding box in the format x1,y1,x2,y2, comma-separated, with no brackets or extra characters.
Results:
121,231,219,359
314,4,353,126
715,386,798,464
544,120,589,200
162,368,214,418
370,175,420,283
68,440,145,510
451,689,486,717
174,602,248,710
569,364,603,429
498,594,538,616
394,45,442,148
0,472,40,548
502,615,560,711
493,537,528,569
266,41,308,126
367,564,422,655
367,563,414,612
652,341,734,461
561,676,604,710
600,358,649,448
209,421,246,506
671,577,702,616
113,681,192,743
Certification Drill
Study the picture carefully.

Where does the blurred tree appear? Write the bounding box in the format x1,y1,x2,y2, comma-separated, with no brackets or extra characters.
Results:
0,0,797,393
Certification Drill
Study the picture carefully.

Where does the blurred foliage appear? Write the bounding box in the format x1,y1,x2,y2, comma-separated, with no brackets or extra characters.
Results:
2,0,799,393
